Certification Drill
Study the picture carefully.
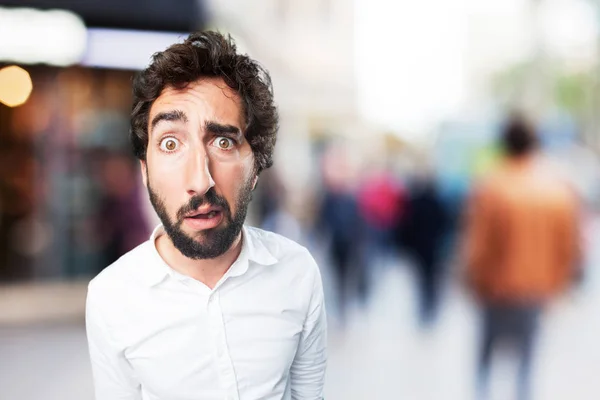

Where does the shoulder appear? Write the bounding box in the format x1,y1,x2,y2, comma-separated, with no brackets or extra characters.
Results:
245,225,320,279
246,225,313,258
88,240,154,297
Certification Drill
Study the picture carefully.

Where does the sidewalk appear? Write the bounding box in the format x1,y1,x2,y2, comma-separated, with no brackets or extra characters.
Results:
0,280,89,325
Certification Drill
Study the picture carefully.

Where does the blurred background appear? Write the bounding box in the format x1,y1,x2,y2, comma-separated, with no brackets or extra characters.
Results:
2,0,600,399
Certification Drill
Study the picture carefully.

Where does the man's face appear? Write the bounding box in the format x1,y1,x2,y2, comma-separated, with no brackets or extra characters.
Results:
142,77,256,259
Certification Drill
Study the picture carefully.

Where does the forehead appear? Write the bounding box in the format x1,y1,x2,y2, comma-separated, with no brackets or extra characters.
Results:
149,77,244,128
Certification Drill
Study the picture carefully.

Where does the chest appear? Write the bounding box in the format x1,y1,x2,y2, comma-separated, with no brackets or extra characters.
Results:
116,285,305,399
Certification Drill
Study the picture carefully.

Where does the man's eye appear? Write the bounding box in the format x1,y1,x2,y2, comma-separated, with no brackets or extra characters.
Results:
214,137,234,150
159,137,180,152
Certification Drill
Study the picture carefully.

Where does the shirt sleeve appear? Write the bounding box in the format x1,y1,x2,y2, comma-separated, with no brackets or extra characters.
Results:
290,254,328,400
86,284,142,400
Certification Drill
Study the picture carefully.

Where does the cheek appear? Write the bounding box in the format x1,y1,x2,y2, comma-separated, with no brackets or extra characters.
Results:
147,148,188,185
146,157,187,211
212,158,254,202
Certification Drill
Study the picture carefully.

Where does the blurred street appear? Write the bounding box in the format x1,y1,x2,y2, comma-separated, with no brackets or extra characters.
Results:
2,214,600,400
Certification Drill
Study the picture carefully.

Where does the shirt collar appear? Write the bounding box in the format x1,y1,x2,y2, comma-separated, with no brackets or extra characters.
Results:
141,224,172,287
227,226,278,278
144,224,278,287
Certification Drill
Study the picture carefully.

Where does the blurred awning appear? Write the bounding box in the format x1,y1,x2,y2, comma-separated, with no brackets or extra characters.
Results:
0,0,206,32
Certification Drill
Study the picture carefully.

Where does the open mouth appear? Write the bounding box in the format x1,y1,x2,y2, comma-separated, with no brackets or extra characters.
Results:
187,210,221,219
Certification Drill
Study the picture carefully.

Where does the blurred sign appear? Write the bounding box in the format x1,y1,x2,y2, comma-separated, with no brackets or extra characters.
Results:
82,28,187,70
0,0,204,32
0,7,87,66
0,2,202,68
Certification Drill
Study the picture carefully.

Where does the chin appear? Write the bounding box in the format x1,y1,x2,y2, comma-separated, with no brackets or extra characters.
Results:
190,225,224,239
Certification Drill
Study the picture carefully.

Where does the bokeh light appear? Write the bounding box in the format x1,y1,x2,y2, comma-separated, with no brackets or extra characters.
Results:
0,65,33,107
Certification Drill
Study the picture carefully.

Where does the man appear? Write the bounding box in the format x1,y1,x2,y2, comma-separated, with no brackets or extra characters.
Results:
399,174,447,328
86,31,327,400
464,114,580,400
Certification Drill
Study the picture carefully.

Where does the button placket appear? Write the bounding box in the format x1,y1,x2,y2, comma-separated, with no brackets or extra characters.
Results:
207,291,239,400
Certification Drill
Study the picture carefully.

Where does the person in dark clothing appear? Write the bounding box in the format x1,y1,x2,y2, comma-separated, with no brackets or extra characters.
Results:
398,176,448,327
316,143,363,324
318,187,362,324
96,153,150,269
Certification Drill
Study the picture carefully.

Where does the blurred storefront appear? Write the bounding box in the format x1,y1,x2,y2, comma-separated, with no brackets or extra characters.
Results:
0,1,206,282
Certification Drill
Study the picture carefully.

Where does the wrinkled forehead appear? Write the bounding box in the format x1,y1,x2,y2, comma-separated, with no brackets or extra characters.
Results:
149,77,246,131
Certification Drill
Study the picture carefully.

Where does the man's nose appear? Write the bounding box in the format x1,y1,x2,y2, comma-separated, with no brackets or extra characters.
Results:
185,150,215,196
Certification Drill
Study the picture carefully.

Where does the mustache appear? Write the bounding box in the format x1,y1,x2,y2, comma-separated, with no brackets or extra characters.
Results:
176,189,230,221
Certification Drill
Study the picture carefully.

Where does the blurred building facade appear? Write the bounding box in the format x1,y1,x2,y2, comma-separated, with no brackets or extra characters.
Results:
207,0,367,211
0,1,208,281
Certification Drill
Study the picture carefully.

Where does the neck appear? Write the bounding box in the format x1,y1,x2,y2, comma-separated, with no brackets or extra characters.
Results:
507,152,535,165
155,230,244,289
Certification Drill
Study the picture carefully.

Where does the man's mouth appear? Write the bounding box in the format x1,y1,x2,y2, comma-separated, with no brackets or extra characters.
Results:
187,210,221,219
185,206,223,219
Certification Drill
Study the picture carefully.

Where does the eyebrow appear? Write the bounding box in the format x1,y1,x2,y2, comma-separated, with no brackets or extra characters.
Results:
205,121,242,139
150,110,188,132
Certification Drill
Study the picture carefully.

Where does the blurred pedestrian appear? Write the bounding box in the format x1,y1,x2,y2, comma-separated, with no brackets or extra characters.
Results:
463,113,581,400
95,152,149,269
316,143,363,324
357,165,406,300
398,174,448,327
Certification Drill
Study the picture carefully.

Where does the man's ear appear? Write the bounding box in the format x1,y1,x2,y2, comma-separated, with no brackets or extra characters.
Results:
140,160,148,188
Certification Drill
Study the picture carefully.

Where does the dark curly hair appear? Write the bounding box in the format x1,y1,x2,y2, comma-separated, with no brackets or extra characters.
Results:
130,31,279,175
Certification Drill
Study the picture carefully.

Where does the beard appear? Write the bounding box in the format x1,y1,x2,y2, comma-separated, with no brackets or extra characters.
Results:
147,175,254,260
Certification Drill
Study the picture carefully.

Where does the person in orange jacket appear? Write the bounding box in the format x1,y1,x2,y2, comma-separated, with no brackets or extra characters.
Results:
463,113,581,400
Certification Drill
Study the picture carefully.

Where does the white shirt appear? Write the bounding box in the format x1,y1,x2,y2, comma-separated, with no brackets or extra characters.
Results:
86,225,327,400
